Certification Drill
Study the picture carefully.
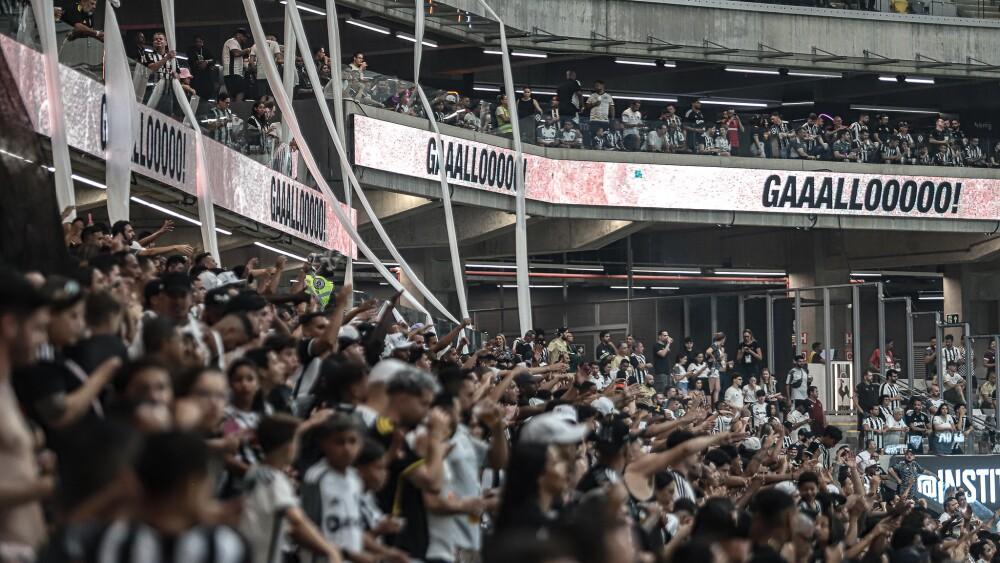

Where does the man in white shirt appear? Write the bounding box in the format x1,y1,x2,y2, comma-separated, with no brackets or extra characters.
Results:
646,123,668,153
786,354,810,407
621,100,643,149
724,374,745,410
537,116,559,147
786,401,811,442
222,28,251,101
584,79,614,148
250,34,282,98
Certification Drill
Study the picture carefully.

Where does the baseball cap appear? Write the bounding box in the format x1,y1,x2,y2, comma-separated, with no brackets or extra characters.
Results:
519,412,590,445
0,267,47,314
144,273,191,302
338,324,361,344
225,290,268,314
551,404,578,422
590,396,618,416
40,276,84,311
369,358,408,385
197,269,220,290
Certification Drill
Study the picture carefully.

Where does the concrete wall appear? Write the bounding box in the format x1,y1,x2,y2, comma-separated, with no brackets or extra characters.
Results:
447,0,1000,77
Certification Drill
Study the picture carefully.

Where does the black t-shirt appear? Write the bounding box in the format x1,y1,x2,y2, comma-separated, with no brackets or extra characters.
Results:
556,79,581,116
377,441,429,559
653,342,670,374
577,464,619,493
738,341,762,374
61,2,95,29
905,410,930,437
66,334,128,376
13,358,102,452
596,342,615,363
856,381,880,411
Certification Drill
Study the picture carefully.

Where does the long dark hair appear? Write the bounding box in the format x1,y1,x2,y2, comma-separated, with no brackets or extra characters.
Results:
495,442,549,532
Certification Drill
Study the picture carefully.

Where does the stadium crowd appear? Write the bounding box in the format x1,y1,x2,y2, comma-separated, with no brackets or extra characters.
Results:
0,212,998,563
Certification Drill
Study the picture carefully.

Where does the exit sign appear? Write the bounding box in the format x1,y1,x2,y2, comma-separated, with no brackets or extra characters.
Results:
945,314,960,324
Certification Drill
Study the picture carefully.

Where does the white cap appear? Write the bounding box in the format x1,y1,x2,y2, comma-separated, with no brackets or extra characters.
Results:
552,404,578,422
369,359,408,385
338,325,361,343
519,412,590,445
215,271,243,287
590,396,618,416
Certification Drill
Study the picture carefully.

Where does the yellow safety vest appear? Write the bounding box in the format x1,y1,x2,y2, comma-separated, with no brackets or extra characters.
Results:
305,274,334,307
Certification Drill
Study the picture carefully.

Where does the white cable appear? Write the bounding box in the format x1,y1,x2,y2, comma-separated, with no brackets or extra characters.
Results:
160,0,220,262
326,0,353,306
282,0,456,324
30,0,75,219
102,0,134,223
475,0,532,334
239,0,439,323
412,0,470,327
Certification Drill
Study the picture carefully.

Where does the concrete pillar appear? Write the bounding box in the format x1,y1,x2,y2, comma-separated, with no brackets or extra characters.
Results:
786,232,851,364
943,265,964,341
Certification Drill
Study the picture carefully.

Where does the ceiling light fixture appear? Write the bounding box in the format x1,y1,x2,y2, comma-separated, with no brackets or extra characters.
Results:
714,270,787,277
614,57,657,67
345,18,390,35
786,70,842,78
850,104,939,115
725,66,780,75
253,241,307,262
278,0,326,15
700,99,770,108
395,31,437,47
612,95,678,103
130,197,232,235
511,49,547,58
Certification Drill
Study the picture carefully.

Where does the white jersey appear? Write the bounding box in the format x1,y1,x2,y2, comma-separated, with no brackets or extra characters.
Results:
301,460,365,558
240,465,298,563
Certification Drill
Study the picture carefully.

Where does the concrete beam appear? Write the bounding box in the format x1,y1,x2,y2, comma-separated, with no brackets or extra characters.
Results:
363,206,517,250
846,232,1000,269
356,191,437,227
445,0,1000,77
465,218,646,258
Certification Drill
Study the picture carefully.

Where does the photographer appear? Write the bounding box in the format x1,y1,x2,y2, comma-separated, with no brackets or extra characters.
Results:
735,329,763,380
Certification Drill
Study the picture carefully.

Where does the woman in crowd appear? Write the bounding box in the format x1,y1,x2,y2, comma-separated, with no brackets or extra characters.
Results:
932,403,956,455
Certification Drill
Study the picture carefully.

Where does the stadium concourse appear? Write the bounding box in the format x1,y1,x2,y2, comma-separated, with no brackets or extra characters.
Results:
4,0,1000,563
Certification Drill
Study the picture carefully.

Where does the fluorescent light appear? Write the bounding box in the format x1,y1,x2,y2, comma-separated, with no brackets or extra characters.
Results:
355,260,400,267
612,95,678,103
787,70,842,78
560,265,604,272
632,267,701,274
468,263,516,269
472,85,500,92
851,272,882,277
782,101,815,107
521,89,556,95
918,295,945,301
345,18,390,35
701,99,770,108
879,75,934,84
512,49,547,58
850,104,939,115
278,0,326,15
615,57,657,67
395,32,437,48
500,284,562,289
650,286,680,290
725,66,780,75
130,196,232,235
71,174,107,189
611,285,647,290
253,241,306,262
483,48,504,55
714,270,787,277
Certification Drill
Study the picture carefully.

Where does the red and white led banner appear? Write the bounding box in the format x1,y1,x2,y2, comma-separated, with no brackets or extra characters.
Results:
353,115,1000,221
0,35,356,256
